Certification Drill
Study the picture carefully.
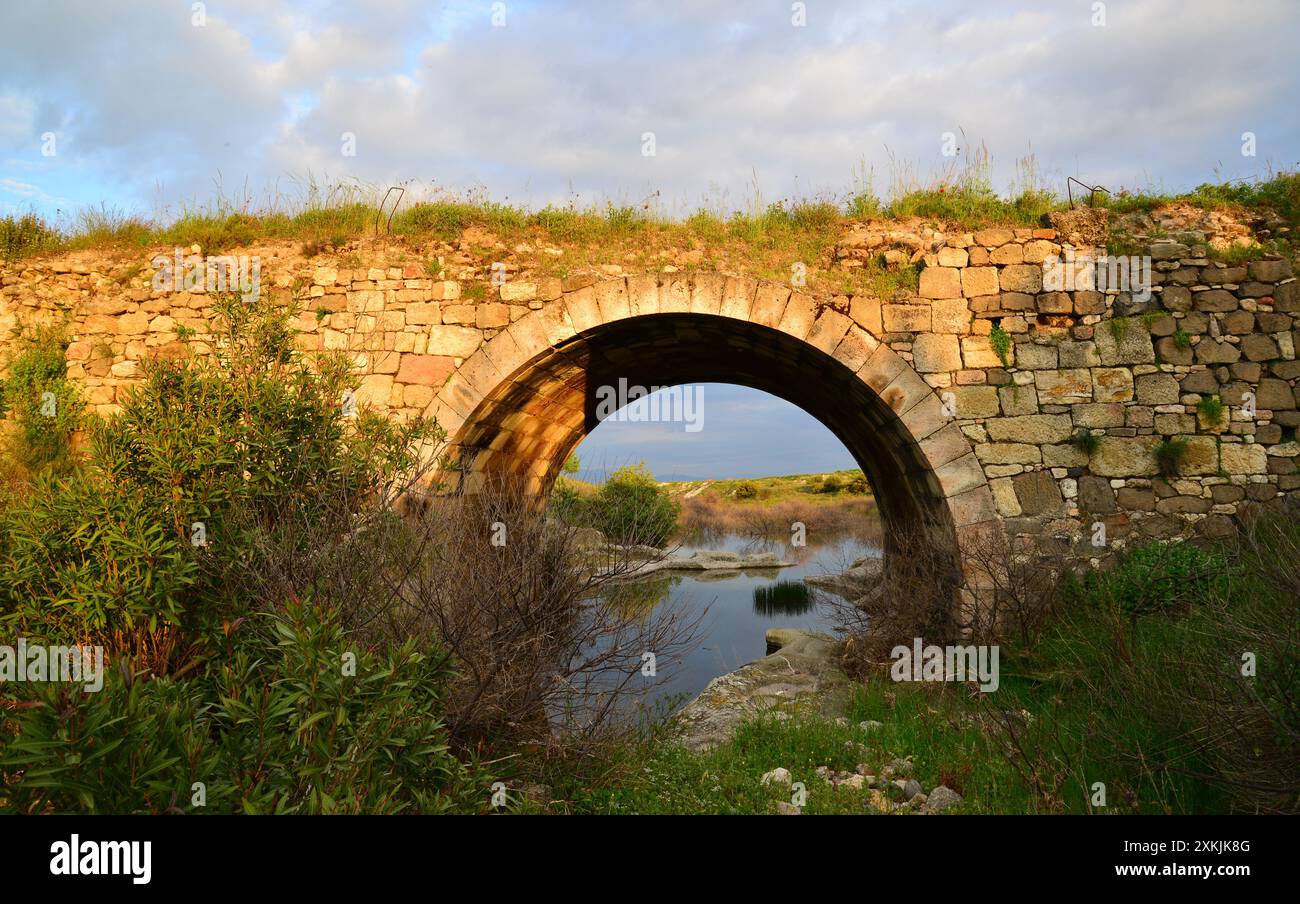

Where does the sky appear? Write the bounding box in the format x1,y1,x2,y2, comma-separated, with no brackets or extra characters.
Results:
575,383,857,482
2,0,1298,479
3,0,1298,223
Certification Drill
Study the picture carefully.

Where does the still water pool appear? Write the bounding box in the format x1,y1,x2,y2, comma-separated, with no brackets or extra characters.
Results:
602,532,880,709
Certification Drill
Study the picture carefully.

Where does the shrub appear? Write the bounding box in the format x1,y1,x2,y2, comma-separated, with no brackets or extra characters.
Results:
589,463,679,547
733,480,759,500
819,474,844,494
0,469,198,639
0,323,83,476
368,482,701,748
0,293,440,648
549,479,593,527
0,601,475,814
0,295,483,811
844,476,870,495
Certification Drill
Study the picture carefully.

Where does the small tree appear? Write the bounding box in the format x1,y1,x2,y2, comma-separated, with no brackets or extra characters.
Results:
592,463,679,547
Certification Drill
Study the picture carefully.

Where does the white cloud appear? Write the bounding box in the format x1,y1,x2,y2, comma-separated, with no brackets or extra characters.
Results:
1,0,1297,217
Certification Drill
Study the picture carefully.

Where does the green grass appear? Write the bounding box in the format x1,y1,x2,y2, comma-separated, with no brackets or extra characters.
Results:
1070,429,1102,457
553,665,1221,815
1197,394,1227,427
8,169,1296,289
543,530,1277,816
553,691,993,815
882,184,1059,229
1155,437,1189,477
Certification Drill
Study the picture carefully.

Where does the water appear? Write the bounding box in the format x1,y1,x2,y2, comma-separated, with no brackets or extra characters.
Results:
602,531,880,710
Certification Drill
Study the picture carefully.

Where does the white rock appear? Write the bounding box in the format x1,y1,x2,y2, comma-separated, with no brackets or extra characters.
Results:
760,768,792,786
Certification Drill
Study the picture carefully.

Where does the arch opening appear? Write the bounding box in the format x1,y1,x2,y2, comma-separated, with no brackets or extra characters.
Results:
446,312,971,580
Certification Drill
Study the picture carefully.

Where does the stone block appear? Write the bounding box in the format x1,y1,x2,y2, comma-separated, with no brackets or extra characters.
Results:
1092,367,1134,402
999,264,1042,294
1013,470,1063,516
882,304,931,332
1036,368,1093,403
911,333,962,372
961,267,999,298
394,355,455,385
986,414,1072,444
919,267,961,299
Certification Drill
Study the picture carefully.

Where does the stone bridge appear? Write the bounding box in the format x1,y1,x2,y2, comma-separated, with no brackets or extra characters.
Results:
3,214,1298,601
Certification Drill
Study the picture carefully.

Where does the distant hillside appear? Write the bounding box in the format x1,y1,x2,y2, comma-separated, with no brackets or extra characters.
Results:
661,469,871,503
556,468,873,503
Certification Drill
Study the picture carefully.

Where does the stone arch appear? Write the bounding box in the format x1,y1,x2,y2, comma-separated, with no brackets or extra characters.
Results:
424,273,998,587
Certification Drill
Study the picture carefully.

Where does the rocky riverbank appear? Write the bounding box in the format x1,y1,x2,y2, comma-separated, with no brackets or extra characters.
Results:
672,627,967,815
804,555,882,599
674,628,847,751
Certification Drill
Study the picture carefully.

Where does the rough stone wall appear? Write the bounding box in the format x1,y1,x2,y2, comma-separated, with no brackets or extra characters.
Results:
2,218,1297,562
840,218,1299,554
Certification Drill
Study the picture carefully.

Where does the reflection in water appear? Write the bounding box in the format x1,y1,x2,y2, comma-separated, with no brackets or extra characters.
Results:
599,528,881,709
600,573,683,617
752,579,814,617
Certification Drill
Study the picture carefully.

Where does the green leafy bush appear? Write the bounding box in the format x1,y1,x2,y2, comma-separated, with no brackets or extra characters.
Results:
549,479,592,528
0,469,198,639
591,463,679,547
0,323,83,475
0,294,440,646
844,476,870,495
0,602,474,814
733,481,759,499
561,463,679,547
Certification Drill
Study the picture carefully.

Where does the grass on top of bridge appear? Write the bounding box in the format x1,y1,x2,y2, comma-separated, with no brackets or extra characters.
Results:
6,164,1297,300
